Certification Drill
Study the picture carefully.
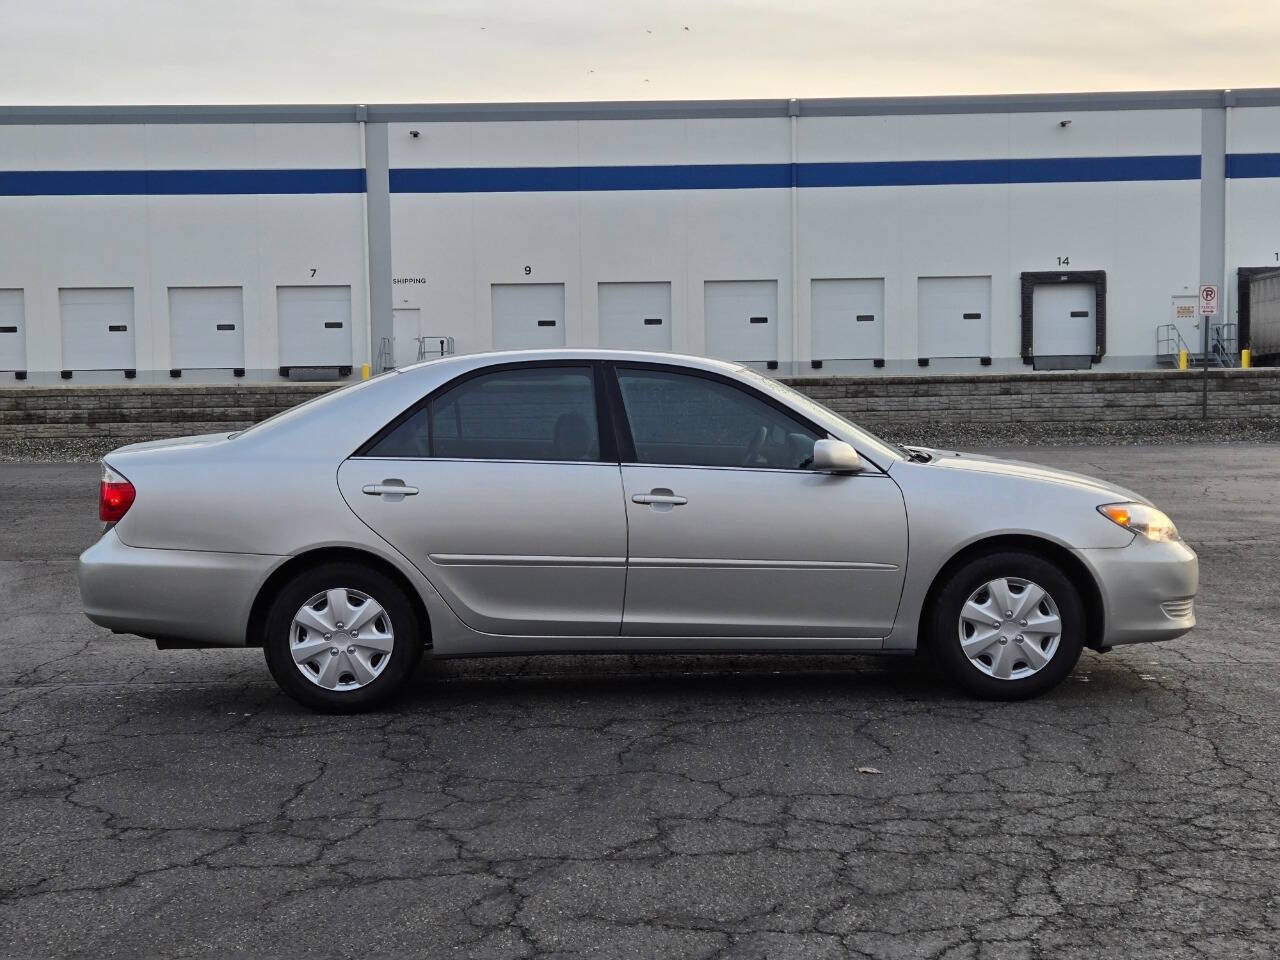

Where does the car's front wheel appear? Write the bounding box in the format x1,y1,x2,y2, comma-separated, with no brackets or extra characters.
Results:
928,550,1084,700
263,562,424,713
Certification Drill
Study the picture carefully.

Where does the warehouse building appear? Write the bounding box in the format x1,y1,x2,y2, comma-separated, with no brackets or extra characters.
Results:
0,89,1278,384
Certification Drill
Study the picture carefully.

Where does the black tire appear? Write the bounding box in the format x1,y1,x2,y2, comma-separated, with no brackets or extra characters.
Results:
263,562,424,713
927,550,1084,701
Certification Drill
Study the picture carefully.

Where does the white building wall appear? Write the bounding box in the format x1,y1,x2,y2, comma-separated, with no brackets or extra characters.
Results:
0,122,368,383
391,108,1204,374
0,95,1276,382
1227,107,1280,331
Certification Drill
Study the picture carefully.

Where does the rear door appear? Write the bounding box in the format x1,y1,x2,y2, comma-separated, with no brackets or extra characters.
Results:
610,363,908,641
60,287,135,371
1033,283,1095,358
338,362,628,636
0,290,25,372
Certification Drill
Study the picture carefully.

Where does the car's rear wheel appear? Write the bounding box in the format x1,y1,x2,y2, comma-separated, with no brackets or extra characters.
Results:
263,562,423,713
928,550,1084,700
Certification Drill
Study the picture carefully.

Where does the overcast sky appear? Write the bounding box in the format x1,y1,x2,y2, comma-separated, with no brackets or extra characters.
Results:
2,0,1278,105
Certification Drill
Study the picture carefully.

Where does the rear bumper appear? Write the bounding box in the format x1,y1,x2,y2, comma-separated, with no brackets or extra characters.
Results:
78,529,282,647
1077,537,1199,647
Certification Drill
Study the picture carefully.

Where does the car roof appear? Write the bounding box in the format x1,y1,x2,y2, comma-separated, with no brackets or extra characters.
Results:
396,348,749,378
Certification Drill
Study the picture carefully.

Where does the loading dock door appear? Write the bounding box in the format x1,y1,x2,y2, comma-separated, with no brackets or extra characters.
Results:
277,286,353,368
169,287,244,370
60,288,135,371
392,308,421,367
705,280,778,362
599,282,672,351
811,278,884,359
0,290,25,372
917,276,992,359
492,283,566,349
1032,283,1095,359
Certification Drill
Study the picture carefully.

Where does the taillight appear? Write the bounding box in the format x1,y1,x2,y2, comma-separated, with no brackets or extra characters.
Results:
99,463,135,522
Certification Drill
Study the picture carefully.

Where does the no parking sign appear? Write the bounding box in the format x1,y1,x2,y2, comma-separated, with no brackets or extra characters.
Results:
1199,283,1219,317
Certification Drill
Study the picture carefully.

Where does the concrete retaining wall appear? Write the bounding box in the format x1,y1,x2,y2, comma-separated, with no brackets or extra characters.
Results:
784,368,1280,431
1,369,1278,440
0,384,335,439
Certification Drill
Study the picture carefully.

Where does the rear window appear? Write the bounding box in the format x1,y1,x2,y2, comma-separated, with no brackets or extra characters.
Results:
365,366,601,462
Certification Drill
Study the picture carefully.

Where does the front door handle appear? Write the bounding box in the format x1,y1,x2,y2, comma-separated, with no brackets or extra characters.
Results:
632,488,687,509
362,479,419,501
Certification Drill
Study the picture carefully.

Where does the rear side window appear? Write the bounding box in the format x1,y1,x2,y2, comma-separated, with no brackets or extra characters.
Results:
615,367,821,469
365,365,601,462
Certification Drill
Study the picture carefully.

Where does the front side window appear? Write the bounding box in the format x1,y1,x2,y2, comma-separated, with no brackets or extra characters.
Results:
366,365,601,462
615,367,821,469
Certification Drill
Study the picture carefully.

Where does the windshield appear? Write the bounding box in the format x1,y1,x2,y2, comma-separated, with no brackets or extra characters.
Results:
736,368,908,464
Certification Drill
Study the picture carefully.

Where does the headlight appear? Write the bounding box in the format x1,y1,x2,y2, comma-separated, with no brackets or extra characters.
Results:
1097,502,1180,542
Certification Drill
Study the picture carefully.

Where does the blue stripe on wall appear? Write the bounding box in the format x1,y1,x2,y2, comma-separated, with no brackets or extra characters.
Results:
798,155,1201,186
1226,153,1280,179
1,153,1253,196
391,163,793,192
391,155,1202,193
0,168,366,196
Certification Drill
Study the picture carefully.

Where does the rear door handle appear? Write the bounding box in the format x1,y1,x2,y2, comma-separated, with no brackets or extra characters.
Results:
632,490,687,507
362,480,419,501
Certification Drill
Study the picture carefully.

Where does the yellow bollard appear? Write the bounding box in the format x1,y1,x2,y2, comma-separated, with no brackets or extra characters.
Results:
1242,348,1251,369
1177,348,1188,371
361,363,370,380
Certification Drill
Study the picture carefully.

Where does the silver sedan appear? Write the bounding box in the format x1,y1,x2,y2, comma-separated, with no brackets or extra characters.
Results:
79,350,1198,711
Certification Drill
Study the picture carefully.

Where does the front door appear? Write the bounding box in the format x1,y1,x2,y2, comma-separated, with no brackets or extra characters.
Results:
339,363,627,636
611,364,908,640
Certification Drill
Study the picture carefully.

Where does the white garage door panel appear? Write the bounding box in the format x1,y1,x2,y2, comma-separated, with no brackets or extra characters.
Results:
1033,284,1095,356
0,290,25,371
917,276,992,359
278,286,353,368
811,278,884,359
705,280,778,362
169,287,245,370
492,283,566,349
60,288,135,371
599,282,672,351
392,308,421,367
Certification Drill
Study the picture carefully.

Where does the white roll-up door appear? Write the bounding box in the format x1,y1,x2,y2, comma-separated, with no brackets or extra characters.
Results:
598,282,672,351
917,276,992,359
811,279,885,360
60,288,135,371
0,290,25,372
277,286,352,368
392,308,421,366
169,287,245,370
492,283,566,349
704,280,778,362
1033,283,1095,357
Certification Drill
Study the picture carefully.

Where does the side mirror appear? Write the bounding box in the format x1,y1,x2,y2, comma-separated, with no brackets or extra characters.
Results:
811,438,863,474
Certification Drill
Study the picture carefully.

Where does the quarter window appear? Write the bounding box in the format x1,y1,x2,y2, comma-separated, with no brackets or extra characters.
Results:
366,366,601,462
615,367,821,469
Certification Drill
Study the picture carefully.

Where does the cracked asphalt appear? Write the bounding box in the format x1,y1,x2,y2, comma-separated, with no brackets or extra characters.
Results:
1,443,1278,959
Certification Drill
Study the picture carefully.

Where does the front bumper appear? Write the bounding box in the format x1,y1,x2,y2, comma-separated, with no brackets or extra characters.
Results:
1077,536,1199,647
78,529,282,647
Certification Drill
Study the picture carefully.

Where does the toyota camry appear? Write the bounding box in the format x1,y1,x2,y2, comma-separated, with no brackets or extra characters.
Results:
79,350,1198,711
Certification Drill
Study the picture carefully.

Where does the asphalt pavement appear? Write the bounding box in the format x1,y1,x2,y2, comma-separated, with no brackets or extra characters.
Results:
0,444,1277,959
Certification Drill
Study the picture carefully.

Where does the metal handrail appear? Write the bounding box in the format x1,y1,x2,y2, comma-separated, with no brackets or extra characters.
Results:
415,335,456,361
1156,323,1190,359
375,337,394,373
1157,322,1239,368
1211,322,1238,367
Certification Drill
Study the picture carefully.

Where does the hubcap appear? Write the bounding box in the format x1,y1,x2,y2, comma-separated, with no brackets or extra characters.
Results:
290,588,394,692
958,577,1062,680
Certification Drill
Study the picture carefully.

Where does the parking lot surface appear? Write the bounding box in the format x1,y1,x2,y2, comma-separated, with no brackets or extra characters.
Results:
1,443,1278,959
